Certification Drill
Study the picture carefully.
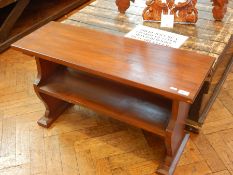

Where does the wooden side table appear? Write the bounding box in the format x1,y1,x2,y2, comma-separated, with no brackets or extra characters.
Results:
115,0,228,21
12,22,214,175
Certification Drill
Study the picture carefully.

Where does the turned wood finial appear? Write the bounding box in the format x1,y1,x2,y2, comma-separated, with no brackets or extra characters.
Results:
115,0,131,13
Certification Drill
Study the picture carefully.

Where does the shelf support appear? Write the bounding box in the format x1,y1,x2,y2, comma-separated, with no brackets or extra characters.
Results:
35,92,71,128
34,57,72,128
157,101,190,175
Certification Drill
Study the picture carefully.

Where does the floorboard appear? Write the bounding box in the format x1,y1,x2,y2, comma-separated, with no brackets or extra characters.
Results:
0,0,233,174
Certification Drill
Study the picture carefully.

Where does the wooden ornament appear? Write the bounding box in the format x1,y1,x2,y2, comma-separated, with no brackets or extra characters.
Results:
115,0,228,22
115,0,131,13
212,0,228,20
142,0,198,23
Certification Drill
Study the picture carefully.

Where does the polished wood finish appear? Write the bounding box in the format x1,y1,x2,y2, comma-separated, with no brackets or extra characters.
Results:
116,0,228,21
0,0,89,52
12,22,214,103
12,21,214,174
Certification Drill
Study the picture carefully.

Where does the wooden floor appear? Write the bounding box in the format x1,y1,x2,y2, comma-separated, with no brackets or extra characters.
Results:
0,2,233,175
0,46,232,175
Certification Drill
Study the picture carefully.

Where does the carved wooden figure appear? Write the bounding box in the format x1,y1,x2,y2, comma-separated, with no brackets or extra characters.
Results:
115,0,131,13
115,0,228,22
143,0,198,23
212,0,228,20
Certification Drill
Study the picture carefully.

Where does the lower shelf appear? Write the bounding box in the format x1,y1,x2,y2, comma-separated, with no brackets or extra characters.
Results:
38,68,172,136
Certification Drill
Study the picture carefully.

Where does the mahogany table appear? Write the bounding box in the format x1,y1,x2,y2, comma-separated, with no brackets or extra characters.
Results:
12,22,214,175
116,0,229,21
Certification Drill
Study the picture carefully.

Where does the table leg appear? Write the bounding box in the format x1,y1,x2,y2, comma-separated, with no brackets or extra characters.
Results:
34,57,72,128
157,101,190,175
212,0,228,20
115,0,131,13
35,92,71,128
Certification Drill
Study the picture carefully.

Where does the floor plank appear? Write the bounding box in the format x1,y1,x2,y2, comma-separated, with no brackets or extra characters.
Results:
0,0,233,174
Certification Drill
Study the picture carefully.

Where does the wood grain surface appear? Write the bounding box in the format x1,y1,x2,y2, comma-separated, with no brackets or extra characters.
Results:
12,21,214,103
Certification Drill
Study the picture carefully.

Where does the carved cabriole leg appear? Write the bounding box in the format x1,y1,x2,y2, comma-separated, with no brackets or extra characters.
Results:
34,57,72,128
212,0,228,20
157,101,190,175
115,0,131,13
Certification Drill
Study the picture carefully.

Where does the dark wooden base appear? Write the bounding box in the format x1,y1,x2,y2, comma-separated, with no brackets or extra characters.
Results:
187,35,233,132
185,120,201,133
157,133,190,175
199,58,233,123
0,0,30,42
0,0,89,52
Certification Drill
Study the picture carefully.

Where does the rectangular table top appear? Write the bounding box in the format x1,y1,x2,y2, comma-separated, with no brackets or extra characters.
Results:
12,21,215,103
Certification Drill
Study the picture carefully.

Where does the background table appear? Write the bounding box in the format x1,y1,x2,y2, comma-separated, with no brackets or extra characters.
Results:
62,0,233,132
